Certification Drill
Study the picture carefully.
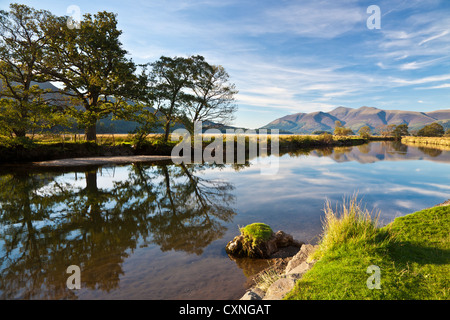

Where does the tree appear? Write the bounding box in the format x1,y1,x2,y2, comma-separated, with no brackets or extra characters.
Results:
0,4,61,137
186,63,238,130
392,124,409,140
146,55,200,142
416,122,445,137
334,120,353,136
358,125,371,139
41,11,140,141
379,124,396,137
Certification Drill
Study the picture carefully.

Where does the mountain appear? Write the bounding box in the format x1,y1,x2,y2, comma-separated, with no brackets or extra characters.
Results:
261,106,450,134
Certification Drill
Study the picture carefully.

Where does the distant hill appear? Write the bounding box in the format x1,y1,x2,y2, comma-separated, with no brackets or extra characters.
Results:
261,106,450,134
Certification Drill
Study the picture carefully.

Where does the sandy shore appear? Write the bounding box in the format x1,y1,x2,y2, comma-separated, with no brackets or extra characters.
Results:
31,155,176,167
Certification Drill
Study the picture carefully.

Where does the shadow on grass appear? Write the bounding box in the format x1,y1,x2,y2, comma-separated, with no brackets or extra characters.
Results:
387,241,449,266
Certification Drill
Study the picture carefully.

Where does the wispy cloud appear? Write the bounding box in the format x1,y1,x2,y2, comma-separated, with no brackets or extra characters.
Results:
419,30,449,46
253,0,364,39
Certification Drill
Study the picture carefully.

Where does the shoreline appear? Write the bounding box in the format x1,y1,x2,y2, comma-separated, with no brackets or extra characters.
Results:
0,135,392,165
29,155,176,167
238,199,449,300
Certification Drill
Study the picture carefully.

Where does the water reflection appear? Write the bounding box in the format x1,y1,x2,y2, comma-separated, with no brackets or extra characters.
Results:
0,163,236,299
279,141,450,164
0,141,448,300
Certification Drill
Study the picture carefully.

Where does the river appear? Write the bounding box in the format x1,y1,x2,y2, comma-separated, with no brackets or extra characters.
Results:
0,141,449,299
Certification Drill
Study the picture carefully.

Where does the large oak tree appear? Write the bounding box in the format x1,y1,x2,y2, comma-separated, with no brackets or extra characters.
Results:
41,11,140,141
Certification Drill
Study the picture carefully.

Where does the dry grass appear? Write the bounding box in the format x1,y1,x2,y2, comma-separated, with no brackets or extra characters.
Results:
402,136,450,147
253,267,282,292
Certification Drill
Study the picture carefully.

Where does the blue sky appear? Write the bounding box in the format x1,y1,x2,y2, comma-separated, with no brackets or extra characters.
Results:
2,0,450,128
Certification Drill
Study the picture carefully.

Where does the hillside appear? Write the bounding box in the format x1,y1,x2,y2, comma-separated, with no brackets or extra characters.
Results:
262,106,450,134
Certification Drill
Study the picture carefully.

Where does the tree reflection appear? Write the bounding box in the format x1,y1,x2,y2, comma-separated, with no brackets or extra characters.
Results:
0,163,236,299
418,146,442,157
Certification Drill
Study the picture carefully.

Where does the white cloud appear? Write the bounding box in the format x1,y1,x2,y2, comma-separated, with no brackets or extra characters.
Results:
391,74,450,86
420,83,450,89
419,30,449,46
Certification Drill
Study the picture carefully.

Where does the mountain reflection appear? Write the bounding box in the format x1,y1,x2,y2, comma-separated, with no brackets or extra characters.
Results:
0,163,236,299
280,141,450,164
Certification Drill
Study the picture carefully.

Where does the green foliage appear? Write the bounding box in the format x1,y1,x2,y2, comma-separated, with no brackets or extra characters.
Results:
41,10,141,141
0,135,35,148
358,125,371,139
416,122,445,137
144,55,237,141
334,121,353,136
0,4,63,137
392,124,409,140
0,4,237,143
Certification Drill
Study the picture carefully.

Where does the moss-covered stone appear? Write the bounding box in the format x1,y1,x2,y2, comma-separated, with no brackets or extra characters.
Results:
225,224,302,259
240,223,273,245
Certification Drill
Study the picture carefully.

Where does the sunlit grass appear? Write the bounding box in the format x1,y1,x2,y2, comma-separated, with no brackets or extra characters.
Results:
285,198,449,300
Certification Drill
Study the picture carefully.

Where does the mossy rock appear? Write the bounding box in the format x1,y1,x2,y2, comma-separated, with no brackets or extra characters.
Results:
226,223,302,259
240,223,273,244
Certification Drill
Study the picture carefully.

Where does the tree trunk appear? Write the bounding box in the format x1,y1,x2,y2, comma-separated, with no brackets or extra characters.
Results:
164,120,171,142
85,125,97,142
85,93,98,142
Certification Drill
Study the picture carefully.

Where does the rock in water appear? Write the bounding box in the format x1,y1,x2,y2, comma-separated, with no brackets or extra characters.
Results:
225,224,303,259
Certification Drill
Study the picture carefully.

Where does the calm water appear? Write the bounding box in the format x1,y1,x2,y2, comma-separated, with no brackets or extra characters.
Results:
0,141,449,299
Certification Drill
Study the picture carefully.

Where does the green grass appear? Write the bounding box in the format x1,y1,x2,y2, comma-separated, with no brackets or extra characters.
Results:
285,200,449,300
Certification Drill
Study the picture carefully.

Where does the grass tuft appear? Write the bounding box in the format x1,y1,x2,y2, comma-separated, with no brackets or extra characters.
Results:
312,196,382,260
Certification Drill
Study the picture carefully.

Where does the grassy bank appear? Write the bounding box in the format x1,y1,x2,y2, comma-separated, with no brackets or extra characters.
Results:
402,136,450,148
284,199,449,300
277,134,371,149
0,133,392,163
0,135,176,163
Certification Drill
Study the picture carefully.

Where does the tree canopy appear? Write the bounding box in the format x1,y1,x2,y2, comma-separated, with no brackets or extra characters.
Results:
416,122,445,137
0,4,63,137
0,4,237,141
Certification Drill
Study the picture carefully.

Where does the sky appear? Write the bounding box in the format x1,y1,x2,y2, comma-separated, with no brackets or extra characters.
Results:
2,0,450,129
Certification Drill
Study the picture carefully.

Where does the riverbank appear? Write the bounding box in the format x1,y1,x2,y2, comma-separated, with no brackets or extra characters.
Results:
0,139,174,164
402,136,450,151
283,200,449,300
240,199,449,300
0,134,392,164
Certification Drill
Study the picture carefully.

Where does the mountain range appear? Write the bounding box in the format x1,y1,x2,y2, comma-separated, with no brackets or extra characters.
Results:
261,106,450,134
4,82,449,134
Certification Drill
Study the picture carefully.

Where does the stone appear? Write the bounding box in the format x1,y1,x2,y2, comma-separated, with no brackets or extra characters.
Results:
225,229,303,259
240,288,264,300
284,244,318,274
285,261,312,277
263,277,296,300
